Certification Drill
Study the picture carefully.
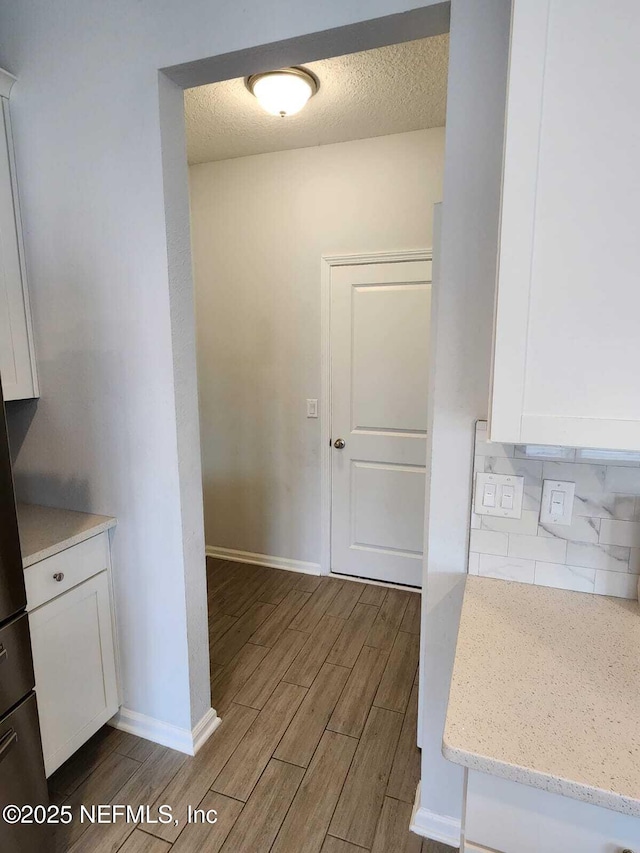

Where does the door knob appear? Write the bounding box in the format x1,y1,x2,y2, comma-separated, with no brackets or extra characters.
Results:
333,438,346,450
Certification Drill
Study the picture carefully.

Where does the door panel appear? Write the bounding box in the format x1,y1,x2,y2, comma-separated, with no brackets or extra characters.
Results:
352,462,425,554
351,285,430,431
331,259,431,586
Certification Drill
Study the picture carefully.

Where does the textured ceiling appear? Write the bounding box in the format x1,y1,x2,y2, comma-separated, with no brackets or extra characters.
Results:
185,35,449,164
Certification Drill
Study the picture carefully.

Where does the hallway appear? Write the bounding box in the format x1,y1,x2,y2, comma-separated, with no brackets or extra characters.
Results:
49,559,449,852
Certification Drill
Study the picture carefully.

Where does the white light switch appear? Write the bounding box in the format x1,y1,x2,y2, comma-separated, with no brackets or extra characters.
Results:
483,483,497,508
475,473,524,519
306,399,318,418
540,480,575,525
500,485,515,510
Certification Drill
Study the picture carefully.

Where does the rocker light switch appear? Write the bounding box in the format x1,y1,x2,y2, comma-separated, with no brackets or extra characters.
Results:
540,480,575,525
500,485,515,510
475,473,524,519
482,483,497,508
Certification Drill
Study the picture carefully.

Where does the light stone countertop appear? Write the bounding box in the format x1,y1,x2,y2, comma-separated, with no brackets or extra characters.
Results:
17,503,116,568
443,575,640,817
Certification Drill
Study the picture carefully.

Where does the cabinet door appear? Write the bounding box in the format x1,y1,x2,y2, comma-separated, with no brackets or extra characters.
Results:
0,98,38,400
29,570,118,776
465,770,640,853
490,0,640,451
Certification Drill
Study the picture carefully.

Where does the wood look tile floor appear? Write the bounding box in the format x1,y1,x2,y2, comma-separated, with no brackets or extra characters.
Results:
49,559,455,853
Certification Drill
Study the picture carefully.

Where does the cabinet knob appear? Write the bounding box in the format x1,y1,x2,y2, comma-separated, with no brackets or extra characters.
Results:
53,572,65,582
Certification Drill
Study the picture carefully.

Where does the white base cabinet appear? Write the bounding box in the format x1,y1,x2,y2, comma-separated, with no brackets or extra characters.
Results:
26,531,119,776
463,770,640,853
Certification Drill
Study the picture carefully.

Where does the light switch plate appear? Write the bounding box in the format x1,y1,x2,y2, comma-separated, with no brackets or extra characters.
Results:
306,399,318,418
539,480,575,525
474,472,524,519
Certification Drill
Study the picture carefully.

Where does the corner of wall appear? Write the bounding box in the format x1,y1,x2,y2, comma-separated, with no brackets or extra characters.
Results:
158,70,211,730
418,0,512,832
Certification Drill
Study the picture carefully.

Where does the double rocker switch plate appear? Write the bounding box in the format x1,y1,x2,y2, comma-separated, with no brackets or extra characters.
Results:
475,473,575,526
475,473,524,519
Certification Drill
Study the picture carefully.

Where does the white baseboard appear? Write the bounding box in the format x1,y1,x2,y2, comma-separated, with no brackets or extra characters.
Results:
410,783,461,848
191,708,221,754
206,545,320,576
109,706,220,756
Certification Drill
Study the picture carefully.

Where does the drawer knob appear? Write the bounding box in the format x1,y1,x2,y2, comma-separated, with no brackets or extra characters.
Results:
53,572,65,582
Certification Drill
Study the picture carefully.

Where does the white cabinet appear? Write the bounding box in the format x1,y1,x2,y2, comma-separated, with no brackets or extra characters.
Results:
463,770,640,853
489,0,640,451
0,68,38,401
26,532,119,776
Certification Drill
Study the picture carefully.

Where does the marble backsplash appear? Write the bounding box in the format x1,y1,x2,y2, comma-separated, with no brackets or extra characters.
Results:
470,421,640,599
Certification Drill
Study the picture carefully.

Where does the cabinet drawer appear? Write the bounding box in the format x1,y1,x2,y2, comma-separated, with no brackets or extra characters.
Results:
25,533,110,611
0,612,34,718
466,770,640,853
0,693,49,851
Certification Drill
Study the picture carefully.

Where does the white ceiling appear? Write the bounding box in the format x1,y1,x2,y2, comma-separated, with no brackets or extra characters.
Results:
185,35,449,165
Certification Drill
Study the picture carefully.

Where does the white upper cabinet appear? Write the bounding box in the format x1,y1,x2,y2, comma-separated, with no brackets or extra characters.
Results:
490,0,640,451
0,68,38,401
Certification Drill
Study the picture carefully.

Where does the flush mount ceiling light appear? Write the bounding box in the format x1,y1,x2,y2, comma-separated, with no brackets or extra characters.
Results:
246,67,319,117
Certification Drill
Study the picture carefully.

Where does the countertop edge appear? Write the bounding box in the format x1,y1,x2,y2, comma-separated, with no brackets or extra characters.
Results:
442,734,640,819
22,516,117,568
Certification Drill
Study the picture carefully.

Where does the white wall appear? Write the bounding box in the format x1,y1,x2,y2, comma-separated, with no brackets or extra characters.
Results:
0,0,446,743
190,129,445,566
417,0,511,842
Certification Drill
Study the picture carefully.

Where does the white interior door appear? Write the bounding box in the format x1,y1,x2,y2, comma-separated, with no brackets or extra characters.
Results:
330,257,431,587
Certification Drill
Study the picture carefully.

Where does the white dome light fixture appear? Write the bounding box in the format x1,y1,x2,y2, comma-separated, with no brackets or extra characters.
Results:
246,67,319,117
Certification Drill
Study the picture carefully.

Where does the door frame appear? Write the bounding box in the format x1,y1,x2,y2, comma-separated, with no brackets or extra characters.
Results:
320,248,433,577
